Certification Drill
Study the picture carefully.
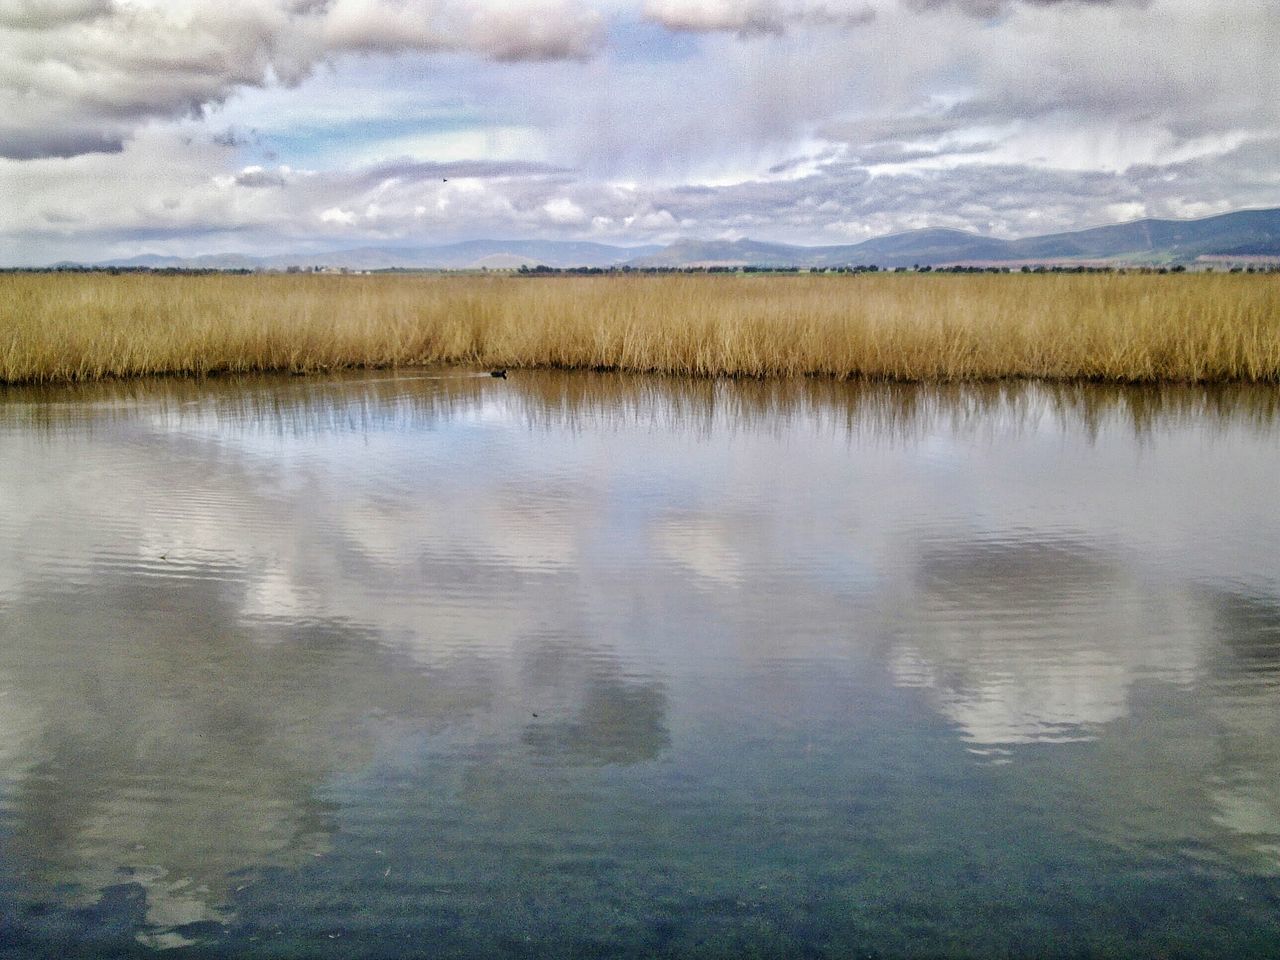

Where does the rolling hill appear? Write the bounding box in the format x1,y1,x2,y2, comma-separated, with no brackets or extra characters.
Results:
49,207,1280,271
631,209,1280,268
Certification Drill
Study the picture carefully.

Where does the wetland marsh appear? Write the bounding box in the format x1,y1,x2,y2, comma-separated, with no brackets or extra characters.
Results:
3,272,1279,384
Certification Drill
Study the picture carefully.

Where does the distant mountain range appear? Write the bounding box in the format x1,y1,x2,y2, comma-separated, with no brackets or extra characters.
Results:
51,208,1280,271
73,239,664,272
631,208,1280,268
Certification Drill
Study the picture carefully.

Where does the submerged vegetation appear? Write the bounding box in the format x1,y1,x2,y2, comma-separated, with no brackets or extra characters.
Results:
2,271,1278,384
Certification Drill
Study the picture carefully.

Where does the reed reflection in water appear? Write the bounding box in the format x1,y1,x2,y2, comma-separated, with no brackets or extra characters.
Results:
0,369,1277,958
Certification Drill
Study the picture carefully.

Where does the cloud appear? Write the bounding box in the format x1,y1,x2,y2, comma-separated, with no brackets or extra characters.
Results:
905,0,1150,14
352,157,571,186
0,0,605,159
542,195,588,223
321,0,601,59
641,0,1150,34
0,0,112,28
468,2,604,60
643,0,876,34
5,112,1280,266
0,128,125,160
2,0,1279,261
233,165,287,188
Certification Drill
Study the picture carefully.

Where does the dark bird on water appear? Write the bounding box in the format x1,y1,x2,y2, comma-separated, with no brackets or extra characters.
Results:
489,369,507,379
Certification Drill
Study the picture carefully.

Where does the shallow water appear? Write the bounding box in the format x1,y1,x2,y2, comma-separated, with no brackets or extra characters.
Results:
0,370,1277,958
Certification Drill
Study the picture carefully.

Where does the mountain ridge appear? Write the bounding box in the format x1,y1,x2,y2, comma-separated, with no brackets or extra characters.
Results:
42,207,1280,271
632,209,1280,268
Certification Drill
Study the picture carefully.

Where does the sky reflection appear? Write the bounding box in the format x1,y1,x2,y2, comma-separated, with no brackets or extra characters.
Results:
0,369,1277,954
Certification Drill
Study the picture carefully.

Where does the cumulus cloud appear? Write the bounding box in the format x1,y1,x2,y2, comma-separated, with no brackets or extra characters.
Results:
0,0,604,159
643,0,876,34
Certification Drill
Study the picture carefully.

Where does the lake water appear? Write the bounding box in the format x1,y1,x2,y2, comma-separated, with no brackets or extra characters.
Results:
0,370,1277,958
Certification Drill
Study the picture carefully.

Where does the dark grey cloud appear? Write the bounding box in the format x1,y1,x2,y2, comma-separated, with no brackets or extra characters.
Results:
212,128,253,149
358,158,572,183
819,114,977,146
617,134,1280,242
644,0,1149,34
643,0,877,34
905,0,1150,13
0,126,124,159
0,0,112,29
0,0,606,159
233,167,287,188
847,140,997,165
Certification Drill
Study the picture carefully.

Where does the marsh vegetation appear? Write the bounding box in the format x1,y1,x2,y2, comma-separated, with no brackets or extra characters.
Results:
2,271,1278,384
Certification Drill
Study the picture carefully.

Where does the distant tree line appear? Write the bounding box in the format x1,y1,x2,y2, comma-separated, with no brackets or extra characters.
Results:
5,262,1278,277
512,263,1279,276
515,264,856,275
1,265,254,276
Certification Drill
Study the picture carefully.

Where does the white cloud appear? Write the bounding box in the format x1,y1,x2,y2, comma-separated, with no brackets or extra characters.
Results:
319,205,358,225
542,196,588,223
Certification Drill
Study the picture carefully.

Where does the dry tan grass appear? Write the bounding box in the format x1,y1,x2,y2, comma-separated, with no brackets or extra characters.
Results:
2,271,1278,384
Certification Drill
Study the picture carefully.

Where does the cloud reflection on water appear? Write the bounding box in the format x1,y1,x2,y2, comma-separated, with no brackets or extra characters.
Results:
890,536,1203,749
0,368,1278,945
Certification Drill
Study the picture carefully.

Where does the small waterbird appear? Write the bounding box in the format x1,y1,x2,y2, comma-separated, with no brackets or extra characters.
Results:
489,369,508,379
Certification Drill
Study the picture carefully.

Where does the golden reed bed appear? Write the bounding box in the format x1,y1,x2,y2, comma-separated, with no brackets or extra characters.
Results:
2,271,1278,384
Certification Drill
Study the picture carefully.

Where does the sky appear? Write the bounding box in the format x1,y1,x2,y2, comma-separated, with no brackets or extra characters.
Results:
1,0,1278,264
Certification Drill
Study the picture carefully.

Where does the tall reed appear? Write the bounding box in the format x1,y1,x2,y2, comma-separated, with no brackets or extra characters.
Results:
2,272,1277,384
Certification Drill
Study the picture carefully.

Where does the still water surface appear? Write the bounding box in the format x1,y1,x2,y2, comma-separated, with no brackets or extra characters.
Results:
0,370,1278,958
